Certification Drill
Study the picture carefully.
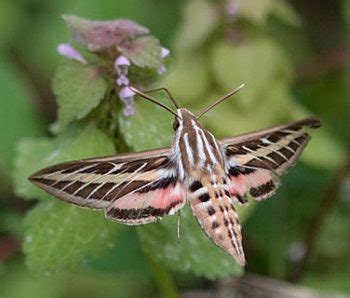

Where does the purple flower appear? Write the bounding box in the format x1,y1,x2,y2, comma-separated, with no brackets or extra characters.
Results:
119,86,136,116
161,47,170,58
123,104,135,116
157,65,167,74
119,86,135,99
226,0,240,20
116,74,130,86
114,55,131,75
57,43,86,64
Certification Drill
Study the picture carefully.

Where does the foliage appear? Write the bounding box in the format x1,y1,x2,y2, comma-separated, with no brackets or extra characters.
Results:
0,0,349,297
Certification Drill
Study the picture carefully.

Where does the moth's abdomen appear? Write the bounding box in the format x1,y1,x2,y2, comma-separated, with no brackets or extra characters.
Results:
187,177,246,266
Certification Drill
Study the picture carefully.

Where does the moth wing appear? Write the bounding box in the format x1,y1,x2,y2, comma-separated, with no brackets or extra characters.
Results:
29,147,186,223
219,118,321,202
106,180,186,225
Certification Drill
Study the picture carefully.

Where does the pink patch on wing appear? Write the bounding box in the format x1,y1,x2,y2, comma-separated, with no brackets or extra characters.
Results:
109,182,185,213
228,169,273,197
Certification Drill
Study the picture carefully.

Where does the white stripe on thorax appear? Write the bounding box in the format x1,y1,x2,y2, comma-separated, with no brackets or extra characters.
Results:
174,120,185,179
191,120,206,167
183,132,194,166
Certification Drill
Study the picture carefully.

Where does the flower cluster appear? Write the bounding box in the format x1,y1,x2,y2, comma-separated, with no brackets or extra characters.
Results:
57,15,170,116
114,55,135,116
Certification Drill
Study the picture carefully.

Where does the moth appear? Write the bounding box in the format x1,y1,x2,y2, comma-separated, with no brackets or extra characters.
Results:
29,84,321,266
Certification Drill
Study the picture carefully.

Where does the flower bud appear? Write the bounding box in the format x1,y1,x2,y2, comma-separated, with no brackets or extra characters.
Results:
114,55,131,75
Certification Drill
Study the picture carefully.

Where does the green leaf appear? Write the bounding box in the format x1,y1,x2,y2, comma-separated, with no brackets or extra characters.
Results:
0,261,152,298
138,206,243,279
24,200,119,275
13,122,115,200
316,209,350,258
53,61,107,130
0,0,23,45
244,164,331,276
118,95,173,151
303,274,350,294
174,0,218,53
300,128,346,169
202,82,298,140
269,1,302,26
239,0,301,26
86,228,151,278
237,0,273,24
118,36,162,68
0,56,44,172
210,39,293,106
14,139,56,200
161,54,210,106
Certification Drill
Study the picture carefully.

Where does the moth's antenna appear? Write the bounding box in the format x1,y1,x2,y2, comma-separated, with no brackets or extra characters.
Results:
196,83,245,119
144,87,181,109
129,87,181,119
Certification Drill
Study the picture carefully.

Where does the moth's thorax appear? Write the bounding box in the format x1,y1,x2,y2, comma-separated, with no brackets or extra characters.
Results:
173,109,224,179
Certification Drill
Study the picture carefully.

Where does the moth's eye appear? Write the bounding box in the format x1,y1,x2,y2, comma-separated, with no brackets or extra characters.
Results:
173,119,180,131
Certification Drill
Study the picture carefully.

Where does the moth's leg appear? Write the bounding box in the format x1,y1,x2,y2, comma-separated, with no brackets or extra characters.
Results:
177,211,181,243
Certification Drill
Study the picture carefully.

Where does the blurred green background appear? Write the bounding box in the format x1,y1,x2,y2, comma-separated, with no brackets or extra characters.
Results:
0,0,349,297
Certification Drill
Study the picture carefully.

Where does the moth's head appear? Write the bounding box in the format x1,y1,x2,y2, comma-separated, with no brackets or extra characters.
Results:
173,108,198,131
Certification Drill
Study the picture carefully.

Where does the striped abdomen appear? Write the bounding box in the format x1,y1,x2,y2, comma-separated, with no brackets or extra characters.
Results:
187,166,245,266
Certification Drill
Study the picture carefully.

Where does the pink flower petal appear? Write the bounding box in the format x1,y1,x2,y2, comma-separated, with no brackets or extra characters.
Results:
161,47,170,58
57,43,86,64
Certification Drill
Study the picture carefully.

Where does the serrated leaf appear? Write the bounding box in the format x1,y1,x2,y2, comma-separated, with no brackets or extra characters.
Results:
14,139,56,200
13,122,115,200
118,36,162,68
138,206,243,279
62,14,149,50
53,61,107,130
118,96,173,151
23,200,119,275
174,0,218,53
210,39,293,106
